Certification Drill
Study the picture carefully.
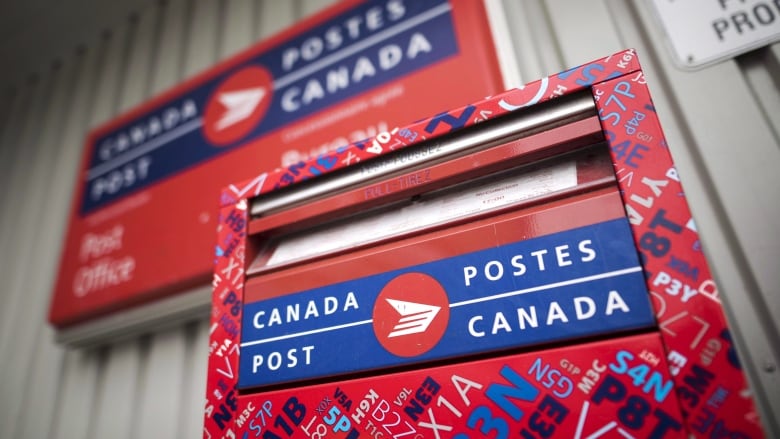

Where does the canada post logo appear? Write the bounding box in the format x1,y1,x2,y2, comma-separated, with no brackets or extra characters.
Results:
373,272,450,357
203,65,274,146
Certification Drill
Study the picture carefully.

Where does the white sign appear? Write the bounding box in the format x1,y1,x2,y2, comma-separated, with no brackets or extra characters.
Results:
650,0,780,69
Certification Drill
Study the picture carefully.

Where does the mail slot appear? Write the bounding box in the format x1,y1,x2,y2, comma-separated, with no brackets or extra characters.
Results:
205,50,766,438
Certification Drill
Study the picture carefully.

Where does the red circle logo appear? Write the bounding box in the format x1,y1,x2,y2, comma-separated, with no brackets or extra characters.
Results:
203,65,273,146
372,272,450,357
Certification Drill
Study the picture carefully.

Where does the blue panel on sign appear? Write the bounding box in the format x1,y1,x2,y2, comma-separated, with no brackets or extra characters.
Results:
81,0,458,214
238,218,655,389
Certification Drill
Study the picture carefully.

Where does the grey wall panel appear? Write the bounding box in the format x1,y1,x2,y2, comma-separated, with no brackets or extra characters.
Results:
595,0,778,432
0,0,156,88
0,75,60,438
48,22,132,439
545,0,624,67
150,0,189,92
13,41,101,439
51,349,103,439
627,6,780,431
0,84,38,360
0,90,19,192
181,320,211,438
0,90,34,294
0,78,53,360
133,2,194,437
90,32,133,128
482,0,521,88
256,0,296,40
0,57,78,438
136,330,188,438
16,326,64,438
89,7,161,436
739,48,780,143
119,6,163,112
0,86,34,212
0,90,16,139
301,0,338,17
183,0,221,77
501,0,558,83
220,0,256,58
91,340,145,439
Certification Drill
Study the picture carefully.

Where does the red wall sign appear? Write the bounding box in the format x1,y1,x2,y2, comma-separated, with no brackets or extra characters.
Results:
205,50,767,438
49,0,505,326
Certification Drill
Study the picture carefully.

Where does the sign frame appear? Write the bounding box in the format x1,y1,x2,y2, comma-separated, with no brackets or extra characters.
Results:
205,50,767,438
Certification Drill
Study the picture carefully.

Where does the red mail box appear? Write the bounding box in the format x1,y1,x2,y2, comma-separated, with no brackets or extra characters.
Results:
204,50,766,438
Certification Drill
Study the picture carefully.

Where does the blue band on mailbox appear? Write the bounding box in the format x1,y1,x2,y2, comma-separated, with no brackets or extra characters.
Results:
238,218,655,389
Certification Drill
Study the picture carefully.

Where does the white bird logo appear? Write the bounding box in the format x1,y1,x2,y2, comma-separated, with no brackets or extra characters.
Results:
385,298,441,338
215,87,266,130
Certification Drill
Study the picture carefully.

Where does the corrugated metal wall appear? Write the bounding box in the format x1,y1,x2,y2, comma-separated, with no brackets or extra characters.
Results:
0,0,777,437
